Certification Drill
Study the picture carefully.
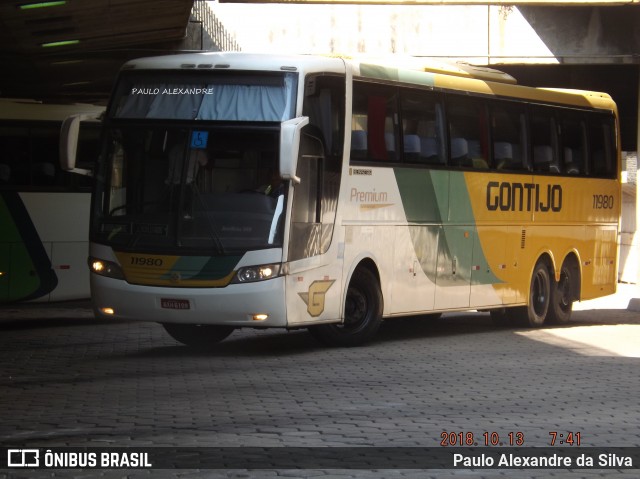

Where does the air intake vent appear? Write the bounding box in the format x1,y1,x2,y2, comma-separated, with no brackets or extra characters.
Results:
521,229,526,249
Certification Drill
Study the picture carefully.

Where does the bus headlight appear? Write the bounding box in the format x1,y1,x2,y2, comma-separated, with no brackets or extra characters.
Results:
89,256,125,280
233,264,282,283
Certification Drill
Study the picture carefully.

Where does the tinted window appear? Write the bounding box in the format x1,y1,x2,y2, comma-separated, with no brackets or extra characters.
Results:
588,113,616,178
491,102,527,171
447,96,489,169
0,122,95,190
351,82,398,162
400,90,445,165
559,112,586,175
530,106,559,174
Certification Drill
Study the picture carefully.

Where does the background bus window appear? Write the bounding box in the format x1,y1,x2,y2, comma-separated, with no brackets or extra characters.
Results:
30,127,59,187
530,107,560,174
351,82,398,163
400,90,444,165
0,122,94,190
0,125,29,185
446,96,488,169
491,102,527,171
559,113,586,175
588,113,616,179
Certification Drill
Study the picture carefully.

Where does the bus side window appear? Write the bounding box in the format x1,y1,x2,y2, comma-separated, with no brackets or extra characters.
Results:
446,96,488,169
351,130,367,159
303,74,345,159
0,125,30,186
559,114,586,175
530,107,559,174
0,163,10,184
588,113,616,179
400,89,444,165
303,75,344,254
491,102,526,171
30,127,60,187
0,123,93,190
31,162,56,186
352,81,398,163
351,83,367,162
290,124,342,260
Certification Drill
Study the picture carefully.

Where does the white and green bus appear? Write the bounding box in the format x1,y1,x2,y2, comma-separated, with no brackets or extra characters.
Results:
64,53,619,346
1,99,103,303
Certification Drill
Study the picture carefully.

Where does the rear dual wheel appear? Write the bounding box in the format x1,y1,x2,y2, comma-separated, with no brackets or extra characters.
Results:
547,263,574,324
509,259,575,327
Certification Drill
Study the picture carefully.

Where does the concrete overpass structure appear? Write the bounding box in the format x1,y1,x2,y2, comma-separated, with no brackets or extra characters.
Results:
0,0,238,103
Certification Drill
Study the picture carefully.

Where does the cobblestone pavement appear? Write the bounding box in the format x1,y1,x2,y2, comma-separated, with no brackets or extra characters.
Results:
1,286,639,479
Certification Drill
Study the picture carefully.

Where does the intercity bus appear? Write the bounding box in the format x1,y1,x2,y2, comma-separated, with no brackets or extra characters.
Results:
63,53,620,346
0,99,103,303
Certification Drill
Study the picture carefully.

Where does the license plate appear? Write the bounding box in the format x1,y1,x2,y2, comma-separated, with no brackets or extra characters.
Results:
160,298,191,310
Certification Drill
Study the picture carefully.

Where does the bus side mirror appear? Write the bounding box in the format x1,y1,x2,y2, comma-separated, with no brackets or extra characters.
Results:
60,113,99,176
280,116,309,184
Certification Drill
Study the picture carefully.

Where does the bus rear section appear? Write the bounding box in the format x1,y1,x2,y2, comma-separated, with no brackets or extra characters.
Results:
341,61,620,332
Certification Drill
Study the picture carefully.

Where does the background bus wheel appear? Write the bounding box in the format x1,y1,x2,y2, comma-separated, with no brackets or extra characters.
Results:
509,260,551,327
308,268,382,347
547,263,575,324
162,323,234,348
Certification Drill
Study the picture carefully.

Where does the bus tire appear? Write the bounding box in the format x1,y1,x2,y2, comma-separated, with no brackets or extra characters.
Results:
162,323,234,348
509,260,551,327
547,262,576,324
308,268,382,347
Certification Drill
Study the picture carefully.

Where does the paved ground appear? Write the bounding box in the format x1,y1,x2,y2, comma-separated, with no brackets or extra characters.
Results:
1,285,640,478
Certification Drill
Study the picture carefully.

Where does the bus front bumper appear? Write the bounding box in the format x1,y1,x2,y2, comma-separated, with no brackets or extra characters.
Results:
90,274,288,328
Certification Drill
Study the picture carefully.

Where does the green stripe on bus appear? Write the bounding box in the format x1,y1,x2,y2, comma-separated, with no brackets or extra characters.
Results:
160,255,241,281
394,169,501,286
392,169,447,223
0,192,57,302
360,64,436,87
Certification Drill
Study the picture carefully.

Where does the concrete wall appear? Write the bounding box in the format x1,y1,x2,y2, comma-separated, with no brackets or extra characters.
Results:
620,154,638,284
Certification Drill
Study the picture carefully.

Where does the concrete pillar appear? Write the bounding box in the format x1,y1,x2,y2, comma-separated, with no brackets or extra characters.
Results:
628,70,640,311
635,69,640,285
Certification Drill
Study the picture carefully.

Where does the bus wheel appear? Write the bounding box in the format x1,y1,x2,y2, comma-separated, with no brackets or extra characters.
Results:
308,268,383,347
547,263,575,324
509,260,551,327
162,323,234,348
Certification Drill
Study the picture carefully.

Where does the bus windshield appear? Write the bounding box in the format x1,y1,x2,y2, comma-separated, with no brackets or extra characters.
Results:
93,125,286,254
109,71,297,121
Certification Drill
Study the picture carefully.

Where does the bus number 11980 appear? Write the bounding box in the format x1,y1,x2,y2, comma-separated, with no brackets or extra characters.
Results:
130,256,163,267
592,194,614,209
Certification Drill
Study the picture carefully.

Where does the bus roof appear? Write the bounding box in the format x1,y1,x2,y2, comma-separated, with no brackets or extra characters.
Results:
118,52,617,113
120,52,346,75
0,98,104,122
349,56,616,112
